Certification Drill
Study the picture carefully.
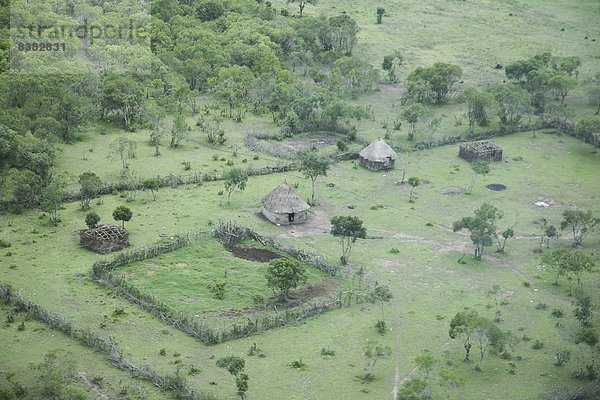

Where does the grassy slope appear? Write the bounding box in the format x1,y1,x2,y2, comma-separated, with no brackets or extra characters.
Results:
1,1,600,399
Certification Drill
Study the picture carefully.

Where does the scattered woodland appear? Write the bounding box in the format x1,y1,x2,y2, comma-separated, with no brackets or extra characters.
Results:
0,0,599,399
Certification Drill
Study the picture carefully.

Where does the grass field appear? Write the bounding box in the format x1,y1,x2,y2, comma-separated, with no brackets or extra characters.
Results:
1,1,600,399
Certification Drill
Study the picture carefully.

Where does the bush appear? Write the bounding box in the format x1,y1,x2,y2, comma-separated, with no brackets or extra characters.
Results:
551,308,564,318
375,320,387,334
0,239,11,248
532,340,544,349
389,248,400,254
289,358,307,370
555,349,571,367
320,347,335,356
85,212,101,229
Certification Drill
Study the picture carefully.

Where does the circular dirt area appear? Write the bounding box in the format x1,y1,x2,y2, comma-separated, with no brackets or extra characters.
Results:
226,246,282,262
277,132,339,152
441,186,464,195
486,183,507,191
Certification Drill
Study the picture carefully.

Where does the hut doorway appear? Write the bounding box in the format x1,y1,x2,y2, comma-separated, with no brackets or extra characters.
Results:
288,213,295,222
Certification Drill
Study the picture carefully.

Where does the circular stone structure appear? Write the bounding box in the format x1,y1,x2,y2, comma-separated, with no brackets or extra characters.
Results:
486,183,507,191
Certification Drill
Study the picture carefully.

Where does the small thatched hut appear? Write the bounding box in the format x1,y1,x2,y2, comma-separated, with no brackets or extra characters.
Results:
359,139,398,171
261,183,310,225
459,140,503,162
80,225,129,254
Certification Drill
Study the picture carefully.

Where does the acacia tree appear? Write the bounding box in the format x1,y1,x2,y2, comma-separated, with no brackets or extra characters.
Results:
108,138,137,173
466,161,490,194
216,356,249,400
287,0,317,17
560,209,599,246
266,258,307,301
112,205,132,228
407,176,420,202
382,51,403,83
575,115,600,152
221,168,248,204
330,215,367,264
402,103,428,141
78,172,102,210
40,176,66,226
453,203,502,259
297,149,330,205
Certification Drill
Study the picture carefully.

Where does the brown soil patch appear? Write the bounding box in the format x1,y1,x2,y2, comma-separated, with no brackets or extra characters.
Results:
274,132,339,152
441,186,464,195
226,246,282,262
282,279,338,308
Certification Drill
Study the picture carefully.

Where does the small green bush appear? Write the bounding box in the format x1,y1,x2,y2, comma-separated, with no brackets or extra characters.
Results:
0,239,11,248
551,308,564,318
389,248,400,254
289,358,307,370
159,348,167,356
532,340,544,349
320,347,335,356
375,320,387,334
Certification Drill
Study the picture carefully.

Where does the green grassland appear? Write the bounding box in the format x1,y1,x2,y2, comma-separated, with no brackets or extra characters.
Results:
2,0,600,399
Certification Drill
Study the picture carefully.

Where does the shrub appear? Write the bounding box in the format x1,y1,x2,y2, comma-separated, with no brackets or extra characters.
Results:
85,212,101,229
375,320,386,334
159,348,167,356
320,347,335,356
523,281,531,287
0,239,11,248
289,358,307,369
551,308,564,318
535,302,548,310
532,340,544,349
555,349,571,367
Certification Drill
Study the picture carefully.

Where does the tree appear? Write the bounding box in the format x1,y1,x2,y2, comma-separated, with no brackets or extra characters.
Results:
78,172,102,211
566,251,595,288
549,72,577,105
495,228,514,253
414,353,435,398
453,203,502,259
466,161,490,194
330,215,367,264
573,292,595,327
449,310,479,361
472,317,504,370
143,177,160,201
101,74,145,131
287,0,317,17
221,168,248,204
396,378,428,400
585,73,600,115
216,356,248,400
401,103,429,141
266,258,307,301
376,7,386,24
438,367,464,399
382,51,403,83
169,112,189,148
362,340,391,382
297,149,330,205
406,63,462,104
112,205,132,228
40,176,66,226
369,285,393,321
197,116,225,144
210,65,255,121
462,88,496,133
407,176,420,202
543,248,572,285
487,83,532,127
560,210,599,246
108,138,137,173
85,212,101,229
575,115,600,152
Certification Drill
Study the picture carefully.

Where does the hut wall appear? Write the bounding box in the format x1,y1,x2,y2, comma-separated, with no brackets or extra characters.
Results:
359,156,395,171
262,208,307,225
458,145,503,162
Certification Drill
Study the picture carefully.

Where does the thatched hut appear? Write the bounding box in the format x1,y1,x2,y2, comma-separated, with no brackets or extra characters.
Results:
459,140,503,162
80,225,129,254
261,183,310,225
359,139,398,171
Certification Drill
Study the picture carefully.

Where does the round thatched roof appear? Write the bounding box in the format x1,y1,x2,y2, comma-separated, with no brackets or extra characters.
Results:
359,139,398,161
261,183,310,214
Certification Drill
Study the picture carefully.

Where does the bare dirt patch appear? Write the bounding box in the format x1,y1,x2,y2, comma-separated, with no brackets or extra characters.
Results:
272,132,339,152
486,183,507,191
441,186,464,195
226,246,282,262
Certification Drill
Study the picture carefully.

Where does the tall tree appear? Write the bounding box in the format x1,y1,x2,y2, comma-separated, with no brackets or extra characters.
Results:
169,112,189,148
406,63,462,104
487,83,532,127
287,0,317,17
216,356,249,400
40,176,66,226
575,115,600,152
297,149,330,205
112,205,132,229
585,73,600,115
330,215,367,264
560,209,599,246
108,138,137,173
221,168,248,204
78,172,102,211
466,161,490,194
453,203,502,259
101,74,145,131
401,103,429,141
265,258,307,301
382,51,403,83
